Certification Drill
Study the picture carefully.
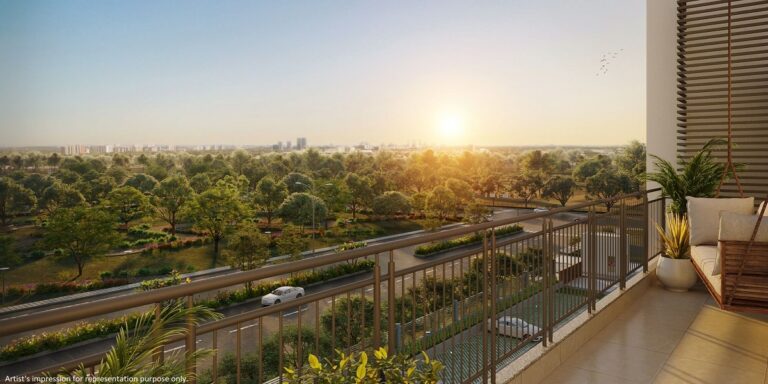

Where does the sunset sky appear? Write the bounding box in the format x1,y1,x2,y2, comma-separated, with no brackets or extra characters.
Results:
0,0,645,147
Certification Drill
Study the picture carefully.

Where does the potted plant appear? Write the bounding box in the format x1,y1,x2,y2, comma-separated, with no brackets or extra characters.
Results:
655,213,697,291
646,139,727,215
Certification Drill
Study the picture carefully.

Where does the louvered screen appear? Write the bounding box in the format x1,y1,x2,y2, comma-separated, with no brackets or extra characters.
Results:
677,0,768,198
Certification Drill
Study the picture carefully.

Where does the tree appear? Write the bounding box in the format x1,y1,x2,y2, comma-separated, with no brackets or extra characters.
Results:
189,173,212,194
151,175,194,235
47,153,62,169
252,177,288,225
463,201,490,224
124,173,159,193
39,181,85,215
426,185,457,220
320,296,379,347
44,206,120,280
278,193,328,229
572,155,612,182
585,169,634,210
510,172,546,208
410,192,428,218
226,223,270,292
372,191,411,218
105,186,150,227
0,177,37,225
189,182,247,256
445,178,474,207
0,235,20,267
276,224,308,261
543,176,576,207
281,172,314,194
344,173,373,219
230,150,252,176
617,140,647,191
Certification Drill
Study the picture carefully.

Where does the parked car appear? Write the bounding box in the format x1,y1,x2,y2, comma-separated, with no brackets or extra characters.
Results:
261,286,305,306
489,316,542,341
533,207,549,213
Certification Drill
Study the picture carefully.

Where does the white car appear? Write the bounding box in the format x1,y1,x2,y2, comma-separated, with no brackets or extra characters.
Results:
533,207,549,213
261,286,305,306
489,316,542,341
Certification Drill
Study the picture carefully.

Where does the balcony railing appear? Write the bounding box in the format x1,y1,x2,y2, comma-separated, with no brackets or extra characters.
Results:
0,190,665,384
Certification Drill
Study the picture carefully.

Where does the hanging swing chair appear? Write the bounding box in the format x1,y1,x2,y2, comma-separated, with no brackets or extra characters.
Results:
687,1,768,313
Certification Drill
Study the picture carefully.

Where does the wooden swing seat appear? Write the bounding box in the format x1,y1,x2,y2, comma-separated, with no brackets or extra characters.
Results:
692,240,768,314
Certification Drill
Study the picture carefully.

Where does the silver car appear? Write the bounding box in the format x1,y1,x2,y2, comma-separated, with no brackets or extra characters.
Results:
261,286,305,306
489,316,542,341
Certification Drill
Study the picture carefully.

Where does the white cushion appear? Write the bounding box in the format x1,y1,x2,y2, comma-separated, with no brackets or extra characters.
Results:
714,211,768,275
686,196,754,246
690,245,721,296
758,201,768,216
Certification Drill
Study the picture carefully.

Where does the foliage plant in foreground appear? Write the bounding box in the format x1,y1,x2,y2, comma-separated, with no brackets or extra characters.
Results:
284,348,443,384
49,301,220,382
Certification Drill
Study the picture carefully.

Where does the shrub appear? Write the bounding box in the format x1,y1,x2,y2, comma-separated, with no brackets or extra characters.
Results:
414,225,523,256
99,271,113,280
136,267,152,277
138,271,188,291
285,349,443,384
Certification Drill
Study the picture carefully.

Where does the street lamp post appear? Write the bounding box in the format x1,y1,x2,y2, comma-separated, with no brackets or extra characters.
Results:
295,182,333,255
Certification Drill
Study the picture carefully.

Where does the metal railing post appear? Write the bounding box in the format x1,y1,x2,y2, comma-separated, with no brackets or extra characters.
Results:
642,193,650,273
481,230,489,383
548,219,555,343
541,219,549,348
186,296,196,384
490,228,497,384
588,206,597,313
373,253,382,348
620,200,628,290
387,251,396,354
154,303,164,364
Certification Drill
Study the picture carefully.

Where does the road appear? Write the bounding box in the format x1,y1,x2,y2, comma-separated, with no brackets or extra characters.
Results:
0,208,590,376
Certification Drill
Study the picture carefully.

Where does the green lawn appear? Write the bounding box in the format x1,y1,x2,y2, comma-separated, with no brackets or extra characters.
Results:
4,218,425,287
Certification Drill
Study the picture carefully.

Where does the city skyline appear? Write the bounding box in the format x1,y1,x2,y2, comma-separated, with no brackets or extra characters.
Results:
0,0,645,147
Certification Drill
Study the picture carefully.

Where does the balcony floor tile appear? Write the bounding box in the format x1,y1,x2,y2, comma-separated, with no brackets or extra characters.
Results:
540,281,768,384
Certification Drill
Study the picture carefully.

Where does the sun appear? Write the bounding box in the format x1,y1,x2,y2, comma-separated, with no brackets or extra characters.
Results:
437,113,465,143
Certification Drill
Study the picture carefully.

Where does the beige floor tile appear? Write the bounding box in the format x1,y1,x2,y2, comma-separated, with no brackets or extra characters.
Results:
616,307,700,333
668,330,766,373
595,316,687,353
562,339,669,383
543,365,644,384
654,357,766,384
686,306,768,359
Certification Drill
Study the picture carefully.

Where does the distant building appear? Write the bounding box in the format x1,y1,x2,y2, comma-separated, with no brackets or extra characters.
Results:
89,145,112,154
64,145,88,155
297,137,307,150
285,140,292,150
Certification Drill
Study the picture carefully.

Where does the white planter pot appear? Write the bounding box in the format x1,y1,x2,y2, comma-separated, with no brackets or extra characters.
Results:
656,256,698,292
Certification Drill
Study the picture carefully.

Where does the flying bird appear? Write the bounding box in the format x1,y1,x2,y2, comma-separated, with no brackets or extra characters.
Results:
596,48,623,76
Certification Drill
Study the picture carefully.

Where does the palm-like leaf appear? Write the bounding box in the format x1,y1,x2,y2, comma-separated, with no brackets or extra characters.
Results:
53,300,220,381
655,213,690,259
646,139,729,215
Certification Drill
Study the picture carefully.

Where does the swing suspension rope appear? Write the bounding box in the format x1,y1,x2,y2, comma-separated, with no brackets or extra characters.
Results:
716,0,744,199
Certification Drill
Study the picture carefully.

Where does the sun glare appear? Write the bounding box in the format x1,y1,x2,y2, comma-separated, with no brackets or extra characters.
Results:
437,114,465,143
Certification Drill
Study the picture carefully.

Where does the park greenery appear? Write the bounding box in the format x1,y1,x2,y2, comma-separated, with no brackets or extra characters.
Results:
0,260,374,362
0,143,645,292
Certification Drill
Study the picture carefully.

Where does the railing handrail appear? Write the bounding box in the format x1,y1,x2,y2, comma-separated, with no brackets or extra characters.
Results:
0,189,658,338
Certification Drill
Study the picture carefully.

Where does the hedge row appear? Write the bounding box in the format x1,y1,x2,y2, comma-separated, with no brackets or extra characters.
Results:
198,260,375,308
414,224,524,256
5,279,130,298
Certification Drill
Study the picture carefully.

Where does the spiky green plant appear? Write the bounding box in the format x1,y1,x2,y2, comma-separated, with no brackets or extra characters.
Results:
655,213,691,259
50,300,221,381
646,139,729,215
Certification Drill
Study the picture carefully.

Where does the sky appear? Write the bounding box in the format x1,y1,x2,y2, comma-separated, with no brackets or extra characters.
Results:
0,0,645,147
